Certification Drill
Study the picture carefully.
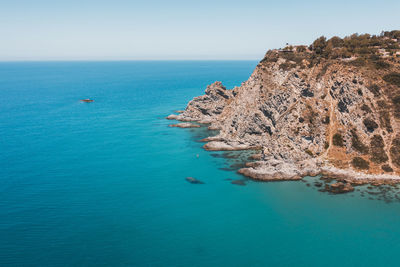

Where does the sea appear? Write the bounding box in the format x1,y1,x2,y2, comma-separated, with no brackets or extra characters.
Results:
1,61,400,266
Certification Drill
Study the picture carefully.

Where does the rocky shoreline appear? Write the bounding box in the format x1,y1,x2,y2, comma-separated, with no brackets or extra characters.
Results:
168,122,200,128
167,108,400,187
166,33,400,189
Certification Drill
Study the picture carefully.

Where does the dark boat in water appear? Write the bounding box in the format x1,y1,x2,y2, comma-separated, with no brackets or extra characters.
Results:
80,99,94,103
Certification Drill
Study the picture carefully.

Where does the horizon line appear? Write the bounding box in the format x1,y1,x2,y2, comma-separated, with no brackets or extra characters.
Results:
0,58,261,63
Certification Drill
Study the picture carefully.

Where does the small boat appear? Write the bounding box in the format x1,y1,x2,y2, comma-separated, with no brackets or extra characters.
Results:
80,99,94,103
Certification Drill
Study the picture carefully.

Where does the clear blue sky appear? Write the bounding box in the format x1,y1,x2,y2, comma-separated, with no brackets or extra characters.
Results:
1,0,399,61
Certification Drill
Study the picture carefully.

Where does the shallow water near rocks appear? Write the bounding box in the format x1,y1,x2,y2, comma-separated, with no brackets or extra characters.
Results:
1,61,400,266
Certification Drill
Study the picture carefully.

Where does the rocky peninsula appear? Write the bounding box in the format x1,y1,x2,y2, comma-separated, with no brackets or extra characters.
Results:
168,31,400,185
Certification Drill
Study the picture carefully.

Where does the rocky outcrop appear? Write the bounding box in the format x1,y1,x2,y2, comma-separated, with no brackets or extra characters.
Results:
167,81,232,125
203,141,259,151
168,31,400,183
169,123,200,128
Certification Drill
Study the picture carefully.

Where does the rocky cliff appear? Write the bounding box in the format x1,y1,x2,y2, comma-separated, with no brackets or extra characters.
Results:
168,31,400,182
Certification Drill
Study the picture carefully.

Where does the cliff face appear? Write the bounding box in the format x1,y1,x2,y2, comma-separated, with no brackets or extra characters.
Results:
168,32,400,181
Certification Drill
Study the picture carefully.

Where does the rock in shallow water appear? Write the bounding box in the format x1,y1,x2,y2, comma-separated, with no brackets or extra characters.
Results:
249,153,262,160
166,114,179,120
185,177,204,184
231,180,246,186
169,123,200,128
324,182,354,194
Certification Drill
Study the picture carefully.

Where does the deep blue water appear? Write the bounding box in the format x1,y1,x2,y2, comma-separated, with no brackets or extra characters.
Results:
1,61,400,266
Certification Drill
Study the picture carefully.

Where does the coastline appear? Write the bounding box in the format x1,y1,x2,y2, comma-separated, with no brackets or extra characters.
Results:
165,36,400,187
167,113,400,186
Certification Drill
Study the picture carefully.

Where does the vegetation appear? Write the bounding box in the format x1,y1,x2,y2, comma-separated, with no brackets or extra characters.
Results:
379,110,393,133
383,72,400,87
382,30,400,39
392,95,400,119
305,149,313,156
363,118,378,132
390,137,400,167
322,115,330,124
324,141,330,149
349,58,367,67
308,32,399,60
374,60,391,69
381,164,393,172
305,105,318,124
352,157,370,170
260,30,400,72
296,45,307,53
361,104,372,113
279,62,297,71
367,84,380,96
350,129,368,154
332,133,344,147
370,135,388,164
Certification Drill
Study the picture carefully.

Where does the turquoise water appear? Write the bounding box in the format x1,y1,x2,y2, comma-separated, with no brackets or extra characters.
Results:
1,61,400,266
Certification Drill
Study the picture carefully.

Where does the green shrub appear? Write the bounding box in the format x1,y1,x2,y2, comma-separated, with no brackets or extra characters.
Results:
303,32,399,63
280,52,304,64
296,45,307,52
311,36,327,55
322,115,330,124
305,149,313,156
361,104,372,113
324,141,330,149
379,111,393,133
333,133,345,147
352,157,370,170
390,137,400,167
349,58,367,67
383,30,400,39
370,135,388,163
279,62,296,71
367,84,380,96
383,72,400,87
381,164,393,172
328,36,344,48
260,50,279,63
363,118,378,132
351,129,368,154
392,95,400,119
373,60,391,69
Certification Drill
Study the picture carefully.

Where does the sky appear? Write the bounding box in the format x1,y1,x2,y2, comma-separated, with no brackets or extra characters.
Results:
1,0,399,61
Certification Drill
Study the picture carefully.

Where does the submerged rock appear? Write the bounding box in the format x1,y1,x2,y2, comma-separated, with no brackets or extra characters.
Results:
231,179,246,186
314,182,323,187
185,177,204,184
325,182,354,194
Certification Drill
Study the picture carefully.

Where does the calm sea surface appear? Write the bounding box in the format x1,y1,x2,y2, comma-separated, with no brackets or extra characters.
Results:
1,61,400,266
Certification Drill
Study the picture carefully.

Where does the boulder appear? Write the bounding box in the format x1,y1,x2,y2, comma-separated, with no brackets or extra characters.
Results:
169,123,200,128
